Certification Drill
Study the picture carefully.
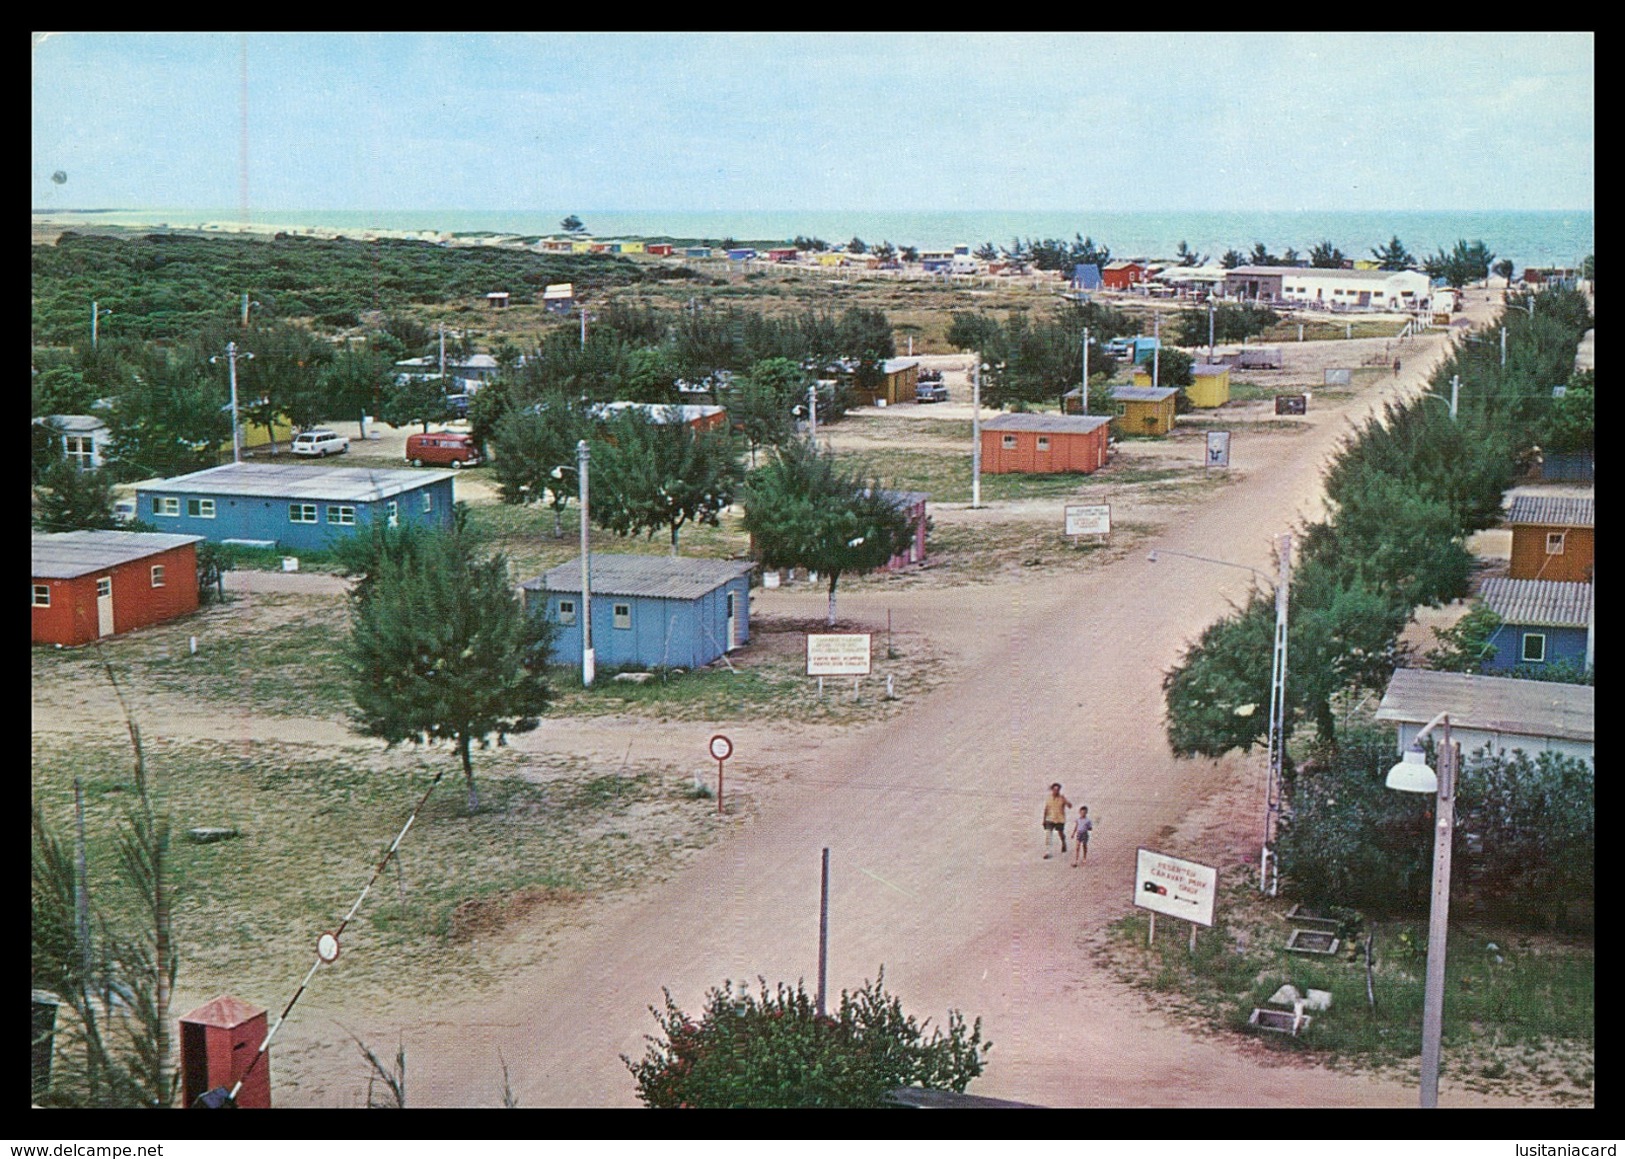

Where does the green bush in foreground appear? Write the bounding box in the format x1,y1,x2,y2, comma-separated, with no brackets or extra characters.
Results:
624,971,989,1107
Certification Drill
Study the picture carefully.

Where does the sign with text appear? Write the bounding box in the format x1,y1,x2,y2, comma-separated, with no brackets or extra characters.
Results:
1064,504,1111,537
1323,367,1352,386
1205,430,1232,468
1133,848,1217,927
806,633,872,677
1275,394,1308,415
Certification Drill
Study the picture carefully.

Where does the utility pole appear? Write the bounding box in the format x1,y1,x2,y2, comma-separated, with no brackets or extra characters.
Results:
439,324,447,380
578,439,595,688
1152,313,1161,390
816,847,830,1017
1208,299,1216,364
580,306,588,348
808,382,818,439
91,301,112,349
1500,326,1507,367
1450,374,1460,421
1263,531,1292,896
971,360,983,508
1079,328,1090,416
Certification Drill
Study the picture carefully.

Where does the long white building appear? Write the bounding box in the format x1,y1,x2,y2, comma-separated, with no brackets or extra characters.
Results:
1223,265,1433,310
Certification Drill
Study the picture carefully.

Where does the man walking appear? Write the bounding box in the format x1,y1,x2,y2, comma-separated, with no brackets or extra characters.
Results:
1042,783,1071,859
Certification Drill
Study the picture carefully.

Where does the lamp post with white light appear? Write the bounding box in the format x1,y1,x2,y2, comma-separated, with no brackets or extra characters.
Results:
1385,711,1459,1109
211,341,254,463
91,301,113,349
552,441,595,687
1149,533,1292,894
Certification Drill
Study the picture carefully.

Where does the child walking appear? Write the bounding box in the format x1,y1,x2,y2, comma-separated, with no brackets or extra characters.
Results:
1070,806,1093,867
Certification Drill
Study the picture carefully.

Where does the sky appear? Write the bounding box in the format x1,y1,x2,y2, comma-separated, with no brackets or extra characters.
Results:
32,32,1594,214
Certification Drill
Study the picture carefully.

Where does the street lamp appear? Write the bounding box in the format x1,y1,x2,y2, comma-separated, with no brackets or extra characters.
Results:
1149,533,1293,894
210,341,254,463
552,442,594,686
1415,375,1460,421
91,301,113,349
1385,710,1459,1109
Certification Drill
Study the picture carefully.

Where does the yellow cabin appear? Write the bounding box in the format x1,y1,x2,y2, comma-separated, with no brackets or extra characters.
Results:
1110,386,1178,437
619,241,645,254
1185,363,1231,408
571,241,592,253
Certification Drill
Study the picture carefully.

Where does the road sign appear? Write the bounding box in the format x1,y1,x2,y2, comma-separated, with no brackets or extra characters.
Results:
1275,394,1308,415
1134,848,1217,928
1205,430,1232,468
807,633,872,676
1323,367,1352,386
1065,503,1111,537
709,734,733,762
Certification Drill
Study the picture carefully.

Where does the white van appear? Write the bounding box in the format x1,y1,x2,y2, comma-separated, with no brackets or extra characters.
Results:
949,257,979,275
290,429,350,457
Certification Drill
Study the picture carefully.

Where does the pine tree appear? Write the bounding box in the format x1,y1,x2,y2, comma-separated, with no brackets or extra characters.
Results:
346,524,554,813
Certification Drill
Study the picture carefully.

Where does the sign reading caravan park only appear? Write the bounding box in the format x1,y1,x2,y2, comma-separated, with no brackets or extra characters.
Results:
1134,848,1218,928
806,633,872,677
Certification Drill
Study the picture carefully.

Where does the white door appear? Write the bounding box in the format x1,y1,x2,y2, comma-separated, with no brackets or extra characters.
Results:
725,591,738,652
96,577,114,637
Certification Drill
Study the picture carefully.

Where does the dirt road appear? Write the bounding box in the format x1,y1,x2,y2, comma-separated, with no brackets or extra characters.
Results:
253,302,1549,1108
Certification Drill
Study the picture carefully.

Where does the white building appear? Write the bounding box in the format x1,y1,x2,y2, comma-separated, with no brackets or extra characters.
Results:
1375,668,1594,765
1224,265,1433,311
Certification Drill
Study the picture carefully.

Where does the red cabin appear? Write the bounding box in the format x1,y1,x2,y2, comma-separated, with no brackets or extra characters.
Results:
33,531,203,647
980,414,1111,474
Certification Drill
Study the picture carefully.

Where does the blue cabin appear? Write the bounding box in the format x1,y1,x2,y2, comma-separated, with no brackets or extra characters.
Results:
1477,578,1592,673
1130,336,1162,365
1071,264,1103,291
521,555,754,671
726,248,756,262
135,463,456,552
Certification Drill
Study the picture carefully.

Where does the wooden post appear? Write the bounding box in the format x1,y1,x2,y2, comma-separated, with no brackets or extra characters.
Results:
1147,912,1156,946
817,847,830,1017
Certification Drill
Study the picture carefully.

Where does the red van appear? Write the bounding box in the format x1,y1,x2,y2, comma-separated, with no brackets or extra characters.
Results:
405,431,482,468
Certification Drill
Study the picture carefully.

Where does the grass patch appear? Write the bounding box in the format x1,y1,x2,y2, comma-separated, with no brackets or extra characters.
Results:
1099,877,1594,1102
1259,319,1407,343
32,593,353,719
31,733,734,1010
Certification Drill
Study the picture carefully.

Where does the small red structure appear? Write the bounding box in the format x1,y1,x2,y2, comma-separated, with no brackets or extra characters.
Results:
1102,261,1155,290
878,490,929,570
765,247,799,262
980,414,1111,474
179,995,271,1108
646,243,674,256
32,531,203,647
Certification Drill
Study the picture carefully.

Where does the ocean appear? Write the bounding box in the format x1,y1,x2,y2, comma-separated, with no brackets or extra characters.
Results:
35,207,1594,271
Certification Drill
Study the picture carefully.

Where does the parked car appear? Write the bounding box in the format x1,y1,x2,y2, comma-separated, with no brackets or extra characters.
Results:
406,431,481,469
915,376,949,403
112,499,137,524
445,393,471,418
1105,337,1136,359
290,429,350,457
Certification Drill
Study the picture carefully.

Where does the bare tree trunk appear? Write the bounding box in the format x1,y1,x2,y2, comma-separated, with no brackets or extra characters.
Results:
460,733,479,814
826,573,840,626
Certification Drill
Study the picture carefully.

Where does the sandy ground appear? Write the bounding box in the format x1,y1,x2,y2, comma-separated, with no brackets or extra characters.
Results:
41,288,1581,1109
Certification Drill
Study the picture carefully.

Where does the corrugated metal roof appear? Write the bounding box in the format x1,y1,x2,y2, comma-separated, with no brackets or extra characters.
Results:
543,283,574,298
879,489,931,508
882,358,920,374
33,530,204,579
982,413,1112,434
1375,668,1594,743
1192,363,1229,376
1110,386,1179,403
1506,494,1593,527
521,554,755,600
138,463,454,502
37,414,108,433
591,402,725,424
1478,578,1592,627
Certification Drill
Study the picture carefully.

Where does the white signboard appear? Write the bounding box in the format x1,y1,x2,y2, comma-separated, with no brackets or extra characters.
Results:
806,633,872,676
1205,430,1232,469
1323,367,1353,386
1065,504,1111,537
1133,848,1218,928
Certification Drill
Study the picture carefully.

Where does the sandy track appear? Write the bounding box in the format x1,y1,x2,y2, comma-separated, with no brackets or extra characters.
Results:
252,303,1552,1108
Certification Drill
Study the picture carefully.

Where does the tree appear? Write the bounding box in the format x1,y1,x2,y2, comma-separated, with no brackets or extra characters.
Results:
1220,249,1245,270
345,521,554,813
730,358,804,463
1175,240,1206,267
899,245,919,263
377,375,452,433
1370,235,1414,270
1307,240,1346,269
229,322,333,448
872,241,896,262
1173,302,1277,348
1281,247,1301,267
974,241,999,262
845,237,868,255
34,460,119,532
320,346,394,438
1424,604,1503,671
561,215,586,234
1156,346,1194,390
589,411,742,553
33,416,66,483
103,347,230,482
742,440,915,625
623,971,990,1108
1493,258,1516,286
1425,239,1494,291
490,396,589,536
1248,242,1277,267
